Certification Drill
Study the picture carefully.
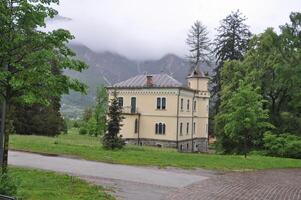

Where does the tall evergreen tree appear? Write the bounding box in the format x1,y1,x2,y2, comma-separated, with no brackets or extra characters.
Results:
212,10,252,114
94,86,108,136
102,91,125,150
186,20,211,70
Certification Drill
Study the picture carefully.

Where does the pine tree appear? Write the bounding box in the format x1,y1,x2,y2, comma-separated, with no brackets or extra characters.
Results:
102,91,125,150
186,20,211,70
212,10,252,114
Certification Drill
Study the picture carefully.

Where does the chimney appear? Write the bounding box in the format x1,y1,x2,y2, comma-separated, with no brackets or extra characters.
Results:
146,75,153,87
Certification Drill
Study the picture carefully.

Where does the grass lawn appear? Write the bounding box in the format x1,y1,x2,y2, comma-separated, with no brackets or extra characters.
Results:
9,129,301,171
9,167,113,200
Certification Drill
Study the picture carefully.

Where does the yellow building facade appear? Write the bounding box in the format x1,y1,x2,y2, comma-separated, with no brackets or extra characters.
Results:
107,69,209,152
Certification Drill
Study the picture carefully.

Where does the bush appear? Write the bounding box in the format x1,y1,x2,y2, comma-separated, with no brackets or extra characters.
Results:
79,127,88,135
73,121,80,128
263,132,301,159
0,173,18,197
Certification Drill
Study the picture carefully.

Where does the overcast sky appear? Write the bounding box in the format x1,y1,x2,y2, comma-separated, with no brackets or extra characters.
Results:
48,0,301,60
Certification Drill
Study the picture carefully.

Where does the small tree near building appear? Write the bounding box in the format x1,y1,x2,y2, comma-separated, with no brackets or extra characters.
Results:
102,91,125,150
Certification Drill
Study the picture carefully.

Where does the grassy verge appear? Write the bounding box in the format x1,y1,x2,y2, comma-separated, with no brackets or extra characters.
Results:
8,167,113,200
9,129,301,171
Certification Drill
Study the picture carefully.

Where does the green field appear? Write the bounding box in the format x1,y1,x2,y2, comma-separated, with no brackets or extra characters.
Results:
9,129,301,171
8,168,113,200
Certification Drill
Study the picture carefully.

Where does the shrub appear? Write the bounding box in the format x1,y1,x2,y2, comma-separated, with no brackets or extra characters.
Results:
79,127,88,135
0,173,17,197
73,121,79,128
263,132,301,159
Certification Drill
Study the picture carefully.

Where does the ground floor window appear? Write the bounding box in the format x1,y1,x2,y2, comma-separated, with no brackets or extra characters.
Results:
155,123,166,135
134,119,138,133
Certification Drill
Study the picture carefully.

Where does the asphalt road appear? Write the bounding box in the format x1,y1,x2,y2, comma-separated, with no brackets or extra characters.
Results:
8,151,212,200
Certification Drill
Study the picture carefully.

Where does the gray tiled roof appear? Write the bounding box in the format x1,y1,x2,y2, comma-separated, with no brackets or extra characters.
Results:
113,74,183,88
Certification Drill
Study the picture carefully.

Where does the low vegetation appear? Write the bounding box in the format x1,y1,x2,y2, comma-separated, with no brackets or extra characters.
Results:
2,168,113,200
10,129,301,171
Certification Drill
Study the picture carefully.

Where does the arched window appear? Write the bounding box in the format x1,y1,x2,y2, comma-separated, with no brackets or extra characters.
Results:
186,122,189,134
159,123,163,134
155,123,159,134
162,124,166,135
180,98,184,110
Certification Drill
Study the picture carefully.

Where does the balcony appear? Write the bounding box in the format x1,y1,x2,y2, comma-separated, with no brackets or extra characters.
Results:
122,106,139,114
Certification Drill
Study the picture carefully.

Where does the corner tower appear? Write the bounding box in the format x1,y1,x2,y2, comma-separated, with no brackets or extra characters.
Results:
187,68,209,92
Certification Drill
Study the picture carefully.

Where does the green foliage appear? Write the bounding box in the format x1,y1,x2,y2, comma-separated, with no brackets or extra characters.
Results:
215,12,301,157
0,172,18,197
0,0,87,169
73,121,80,128
263,132,301,159
211,10,252,114
102,91,125,150
216,82,273,156
82,107,93,122
85,117,99,137
94,86,108,136
79,127,88,135
10,167,114,200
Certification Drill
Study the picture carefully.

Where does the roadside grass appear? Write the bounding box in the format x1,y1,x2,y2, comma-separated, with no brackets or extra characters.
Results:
9,129,301,171
9,167,114,200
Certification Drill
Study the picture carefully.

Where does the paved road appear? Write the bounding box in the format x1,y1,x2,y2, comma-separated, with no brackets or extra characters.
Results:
165,169,301,200
8,151,212,200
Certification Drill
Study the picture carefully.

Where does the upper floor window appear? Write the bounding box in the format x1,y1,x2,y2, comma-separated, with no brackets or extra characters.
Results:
180,122,183,136
186,122,189,134
117,97,123,107
193,122,196,134
187,100,190,111
193,100,197,112
156,97,166,110
155,123,166,135
180,98,184,110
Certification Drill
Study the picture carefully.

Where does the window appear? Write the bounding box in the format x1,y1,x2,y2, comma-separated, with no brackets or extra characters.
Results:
187,100,190,111
186,122,189,134
117,97,123,107
155,123,166,135
180,98,183,110
162,98,166,109
193,122,196,135
180,123,183,136
157,98,161,109
134,119,138,133
193,100,197,112
156,97,167,110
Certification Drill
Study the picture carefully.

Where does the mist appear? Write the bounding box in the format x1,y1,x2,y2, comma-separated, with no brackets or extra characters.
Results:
47,0,300,60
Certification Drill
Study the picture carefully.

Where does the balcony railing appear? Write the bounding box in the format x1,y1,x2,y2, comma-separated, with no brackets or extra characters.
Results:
122,106,139,114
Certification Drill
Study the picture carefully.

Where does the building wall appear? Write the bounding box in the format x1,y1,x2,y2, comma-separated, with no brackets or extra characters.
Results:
107,76,210,152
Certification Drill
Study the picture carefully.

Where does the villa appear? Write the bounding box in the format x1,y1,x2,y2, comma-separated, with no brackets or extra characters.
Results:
106,68,210,152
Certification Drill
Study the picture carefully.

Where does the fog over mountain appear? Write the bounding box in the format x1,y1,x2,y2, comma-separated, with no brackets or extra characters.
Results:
49,0,299,60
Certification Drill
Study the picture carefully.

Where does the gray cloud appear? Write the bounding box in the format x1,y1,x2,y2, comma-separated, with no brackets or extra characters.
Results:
48,0,301,60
